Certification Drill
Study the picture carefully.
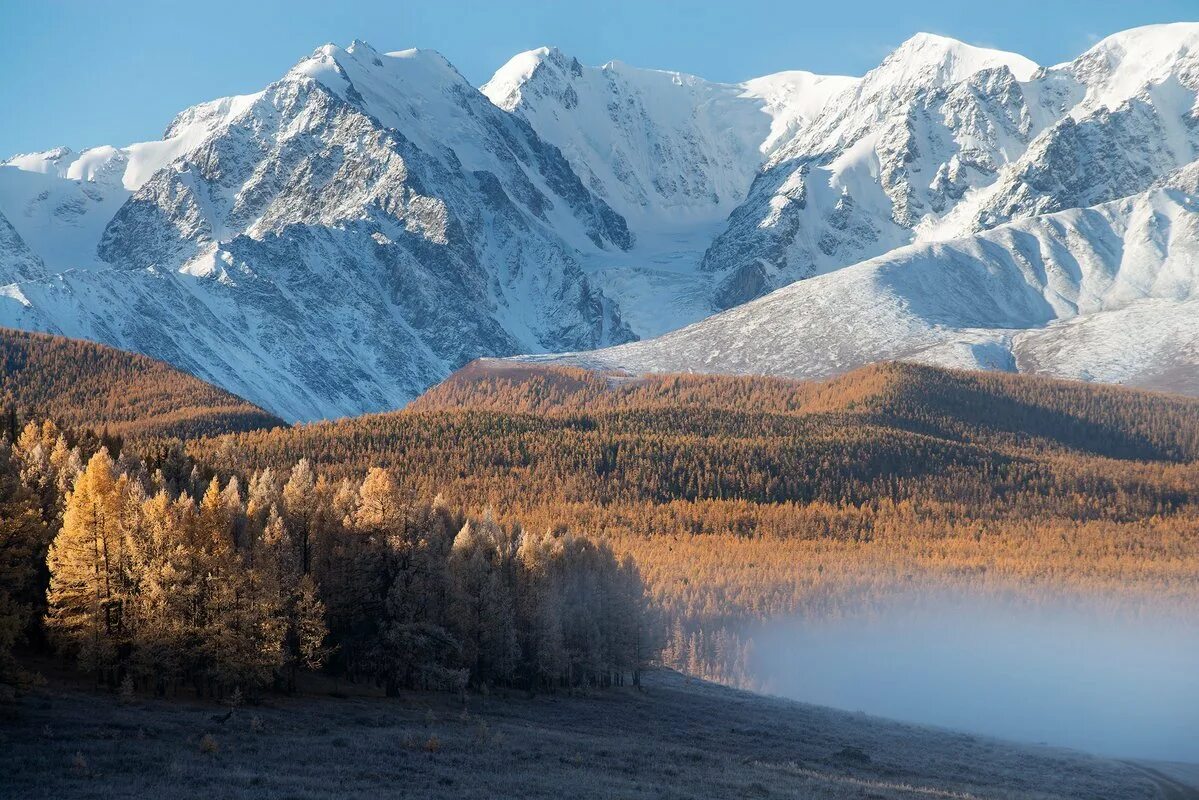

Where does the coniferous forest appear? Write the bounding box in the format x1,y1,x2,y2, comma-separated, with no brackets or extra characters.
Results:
2,337,1196,694
0,331,651,697
0,329,283,439
185,360,1199,683
0,420,648,696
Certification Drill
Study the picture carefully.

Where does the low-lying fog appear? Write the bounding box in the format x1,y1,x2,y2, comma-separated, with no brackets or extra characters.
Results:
750,596,1199,762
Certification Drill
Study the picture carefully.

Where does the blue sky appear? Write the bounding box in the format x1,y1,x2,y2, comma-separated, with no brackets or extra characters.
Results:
2,0,1195,156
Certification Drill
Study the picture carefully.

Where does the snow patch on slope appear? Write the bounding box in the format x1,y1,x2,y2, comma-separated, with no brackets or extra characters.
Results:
481,46,861,336
740,71,860,153
532,183,1199,394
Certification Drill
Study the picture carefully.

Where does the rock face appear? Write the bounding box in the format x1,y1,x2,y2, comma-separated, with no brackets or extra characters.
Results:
0,43,635,421
5,24,1199,417
700,25,1199,308
0,210,44,284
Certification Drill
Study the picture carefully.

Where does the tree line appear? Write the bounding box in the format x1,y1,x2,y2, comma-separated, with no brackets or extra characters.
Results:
0,417,651,696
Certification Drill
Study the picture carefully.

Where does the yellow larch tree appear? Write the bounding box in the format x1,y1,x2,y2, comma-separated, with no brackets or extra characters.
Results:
45,449,124,679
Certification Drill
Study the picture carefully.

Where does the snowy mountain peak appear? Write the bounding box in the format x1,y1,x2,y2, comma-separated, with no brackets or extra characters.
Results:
346,38,379,56
292,41,464,87
481,47,856,229
483,46,723,114
1057,22,1199,113
288,41,496,130
6,26,1199,420
877,32,1039,87
483,47,771,226
481,47,575,111
1,37,638,420
1068,22,1199,69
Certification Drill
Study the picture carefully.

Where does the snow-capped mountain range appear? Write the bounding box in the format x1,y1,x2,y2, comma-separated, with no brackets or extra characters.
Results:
3,24,1199,420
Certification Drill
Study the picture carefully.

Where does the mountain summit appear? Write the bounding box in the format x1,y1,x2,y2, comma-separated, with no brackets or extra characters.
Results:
1,41,636,420
3,26,1199,419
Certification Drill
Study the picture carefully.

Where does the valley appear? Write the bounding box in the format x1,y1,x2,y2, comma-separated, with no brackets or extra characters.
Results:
3,11,1199,796
183,360,1199,686
1,330,1196,794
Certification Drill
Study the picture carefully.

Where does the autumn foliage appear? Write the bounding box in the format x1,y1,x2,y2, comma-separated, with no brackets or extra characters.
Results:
186,361,1199,682
3,351,1198,691
0,415,649,694
0,327,283,439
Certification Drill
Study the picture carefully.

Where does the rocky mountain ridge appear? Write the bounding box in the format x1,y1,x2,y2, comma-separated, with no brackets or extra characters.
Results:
3,24,1198,418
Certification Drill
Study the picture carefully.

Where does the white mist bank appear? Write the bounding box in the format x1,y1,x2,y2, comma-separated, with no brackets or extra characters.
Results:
749,597,1199,762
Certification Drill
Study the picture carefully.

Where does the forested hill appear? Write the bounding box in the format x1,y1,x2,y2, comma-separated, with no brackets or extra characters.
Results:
0,328,284,439
183,360,1199,685
189,360,1199,520
415,359,1199,463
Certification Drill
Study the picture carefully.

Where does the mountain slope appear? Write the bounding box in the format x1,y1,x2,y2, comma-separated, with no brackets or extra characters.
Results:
4,26,1199,416
482,48,857,336
0,93,262,272
701,24,1199,308
0,209,45,284
0,42,635,422
535,174,1199,395
0,327,282,438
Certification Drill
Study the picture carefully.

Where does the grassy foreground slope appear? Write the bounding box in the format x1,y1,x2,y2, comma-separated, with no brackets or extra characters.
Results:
0,328,283,438
0,669,1166,800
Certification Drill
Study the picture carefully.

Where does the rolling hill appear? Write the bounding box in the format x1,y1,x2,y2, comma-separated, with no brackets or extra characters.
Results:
0,327,283,438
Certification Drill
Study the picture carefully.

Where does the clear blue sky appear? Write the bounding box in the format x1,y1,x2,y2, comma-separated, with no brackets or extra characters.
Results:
2,0,1195,156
